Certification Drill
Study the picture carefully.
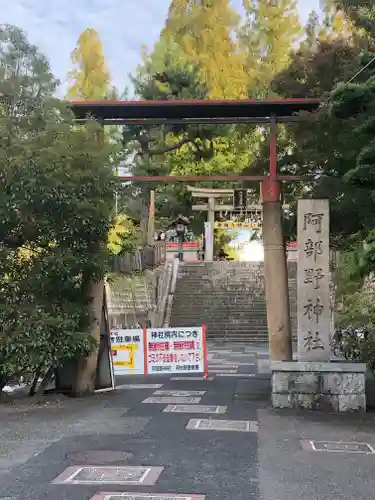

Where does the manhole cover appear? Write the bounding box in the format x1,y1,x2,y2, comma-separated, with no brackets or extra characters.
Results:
142,397,202,404
163,405,227,414
153,390,206,397
52,466,164,485
185,418,259,433
66,451,133,464
301,440,375,453
90,494,205,500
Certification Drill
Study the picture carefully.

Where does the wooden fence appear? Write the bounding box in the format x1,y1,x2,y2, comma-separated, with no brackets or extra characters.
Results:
109,242,166,274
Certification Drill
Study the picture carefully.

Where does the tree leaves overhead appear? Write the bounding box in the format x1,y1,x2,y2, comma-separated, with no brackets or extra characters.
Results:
334,0,375,40
267,2,375,247
122,36,249,227
241,0,303,98
164,0,248,99
67,28,113,100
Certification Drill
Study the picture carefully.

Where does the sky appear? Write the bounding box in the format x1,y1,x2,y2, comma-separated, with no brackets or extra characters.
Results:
1,0,321,96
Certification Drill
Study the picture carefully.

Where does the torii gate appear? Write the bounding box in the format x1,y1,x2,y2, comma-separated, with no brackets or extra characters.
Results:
186,185,290,261
70,98,321,362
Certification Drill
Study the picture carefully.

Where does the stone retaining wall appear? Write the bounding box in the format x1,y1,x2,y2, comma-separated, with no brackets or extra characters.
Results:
271,361,367,412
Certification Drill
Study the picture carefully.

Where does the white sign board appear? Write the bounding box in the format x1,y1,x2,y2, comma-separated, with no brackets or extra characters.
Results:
110,329,145,375
146,327,206,375
110,326,208,376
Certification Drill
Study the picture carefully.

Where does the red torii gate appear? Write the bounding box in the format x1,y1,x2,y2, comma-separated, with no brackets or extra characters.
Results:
70,98,321,361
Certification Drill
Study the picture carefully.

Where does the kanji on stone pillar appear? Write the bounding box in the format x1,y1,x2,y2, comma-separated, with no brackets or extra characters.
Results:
297,199,331,361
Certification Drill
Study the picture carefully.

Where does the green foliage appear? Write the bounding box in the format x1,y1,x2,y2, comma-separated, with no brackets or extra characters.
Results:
108,214,139,255
329,82,375,118
122,38,236,231
0,25,116,393
164,0,248,99
302,10,321,52
329,75,375,197
335,0,375,39
67,28,113,100
333,236,375,371
134,38,207,101
123,34,259,235
268,27,375,247
214,229,240,260
241,0,302,97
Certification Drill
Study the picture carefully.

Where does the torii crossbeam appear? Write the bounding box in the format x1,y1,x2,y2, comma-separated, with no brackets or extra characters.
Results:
70,98,320,183
69,97,321,362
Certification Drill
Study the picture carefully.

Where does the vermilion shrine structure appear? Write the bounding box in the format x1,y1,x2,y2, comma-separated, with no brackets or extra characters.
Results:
70,98,320,363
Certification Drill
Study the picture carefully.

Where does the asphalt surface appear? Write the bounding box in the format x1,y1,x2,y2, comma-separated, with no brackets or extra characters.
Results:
0,342,375,500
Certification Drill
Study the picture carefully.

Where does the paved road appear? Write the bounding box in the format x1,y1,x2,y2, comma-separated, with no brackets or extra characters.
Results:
0,342,374,500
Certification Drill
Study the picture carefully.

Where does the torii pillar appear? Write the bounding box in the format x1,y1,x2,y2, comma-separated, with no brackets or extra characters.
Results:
261,115,293,361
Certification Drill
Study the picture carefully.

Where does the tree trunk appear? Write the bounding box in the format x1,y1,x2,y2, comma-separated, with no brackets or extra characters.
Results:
35,366,54,396
72,279,104,396
0,377,7,401
140,187,150,246
29,366,42,396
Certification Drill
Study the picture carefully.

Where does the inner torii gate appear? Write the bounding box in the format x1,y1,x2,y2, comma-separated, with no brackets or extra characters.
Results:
186,185,289,261
70,98,321,362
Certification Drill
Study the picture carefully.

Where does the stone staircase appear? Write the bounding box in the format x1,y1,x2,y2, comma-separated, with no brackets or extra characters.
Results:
169,261,297,343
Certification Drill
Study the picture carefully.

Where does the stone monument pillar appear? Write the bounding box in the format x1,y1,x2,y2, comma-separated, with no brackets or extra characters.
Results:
297,199,331,361
270,199,367,412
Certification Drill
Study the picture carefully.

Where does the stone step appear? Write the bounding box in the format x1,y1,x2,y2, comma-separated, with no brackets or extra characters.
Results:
174,297,268,301
171,308,269,313
173,300,296,306
171,326,269,333
171,315,268,321
206,333,268,338
172,300,270,305
170,261,297,343
173,310,297,314
171,312,293,318
170,317,269,323
171,316,268,323
171,312,270,316
171,313,288,319
176,287,296,291
206,338,269,342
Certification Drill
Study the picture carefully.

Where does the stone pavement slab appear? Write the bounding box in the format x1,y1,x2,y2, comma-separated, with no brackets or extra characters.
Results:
163,405,227,414
117,384,164,390
185,418,259,432
52,465,164,485
152,391,206,397
141,396,202,404
170,377,214,381
208,369,237,374
91,494,206,500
